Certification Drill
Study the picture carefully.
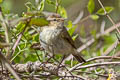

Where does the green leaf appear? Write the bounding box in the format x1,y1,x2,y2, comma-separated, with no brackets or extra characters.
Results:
103,34,116,45
57,6,67,18
0,0,2,3
1,0,11,14
90,29,96,38
16,22,26,32
33,34,39,42
90,14,99,20
29,17,49,26
68,25,77,36
96,7,114,15
67,21,72,28
67,21,77,36
25,2,36,12
24,54,38,62
65,60,71,65
46,0,55,5
72,34,78,41
87,0,95,14
38,0,45,12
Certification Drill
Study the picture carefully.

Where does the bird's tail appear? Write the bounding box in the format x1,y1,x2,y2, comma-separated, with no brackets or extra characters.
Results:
72,50,86,63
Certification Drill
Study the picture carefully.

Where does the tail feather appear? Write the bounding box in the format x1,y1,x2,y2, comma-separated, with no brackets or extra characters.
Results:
72,50,86,63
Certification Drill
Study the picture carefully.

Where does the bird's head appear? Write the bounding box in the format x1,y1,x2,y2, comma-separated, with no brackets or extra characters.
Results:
47,14,66,27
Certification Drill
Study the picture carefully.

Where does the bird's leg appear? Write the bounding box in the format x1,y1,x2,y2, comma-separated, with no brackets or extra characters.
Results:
51,44,56,58
46,44,55,63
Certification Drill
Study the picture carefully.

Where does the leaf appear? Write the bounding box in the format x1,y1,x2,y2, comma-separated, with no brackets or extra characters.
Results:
67,21,73,28
65,60,71,65
68,25,77,36
57,6,67,18
87,0,95,14
33,34,39,42
67,21,77,36
90,29,96,38
90,14,99,20
0,0,2,3
29,17,49,26
38,0,45,12
24,54,38,62
72,34,78,41
25,2,36,12
46,0,55,5
1,0,11,14
104,35,116,45
96,7,114,15
16,22,26,32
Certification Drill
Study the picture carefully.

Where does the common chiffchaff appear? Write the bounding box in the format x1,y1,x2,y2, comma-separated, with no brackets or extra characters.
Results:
40,14,85,63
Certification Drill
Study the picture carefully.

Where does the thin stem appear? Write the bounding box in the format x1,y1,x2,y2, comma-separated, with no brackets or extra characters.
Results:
76,62,120,70
69,56,120,72
10,18,31,60
0,52,21,80
98,0,120,34
0,7,11,58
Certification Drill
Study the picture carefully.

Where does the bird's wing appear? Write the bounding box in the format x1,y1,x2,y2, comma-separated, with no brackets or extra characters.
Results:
61,26,77,49
61,26,86,63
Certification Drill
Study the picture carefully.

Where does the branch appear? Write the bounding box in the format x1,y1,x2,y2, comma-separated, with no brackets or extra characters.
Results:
102,40,118,56
98,0,120,34
64,22,120,63
69,56,120,72
10,18,32,60
76,62,120,70
0,52,21,80
72,11,84,25
0,7,11,59
77,22,120,52
13,61,86,80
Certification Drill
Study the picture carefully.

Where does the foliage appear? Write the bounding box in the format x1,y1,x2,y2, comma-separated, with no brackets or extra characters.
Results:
96,7,114,15
0,0,119,80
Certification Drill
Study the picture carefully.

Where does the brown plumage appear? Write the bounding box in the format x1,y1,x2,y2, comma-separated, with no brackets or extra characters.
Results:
40,13,86,63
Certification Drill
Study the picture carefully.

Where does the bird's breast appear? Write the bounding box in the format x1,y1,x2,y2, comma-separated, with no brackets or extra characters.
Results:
40,26,72,55
40,27,61,44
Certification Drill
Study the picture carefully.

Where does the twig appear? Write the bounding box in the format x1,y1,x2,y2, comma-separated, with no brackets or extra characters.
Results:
68,0,120,74
98,0,120,34
69,1,120,60
79,15,91,23
13,61,86,80
77,71,108,77
98,0,120,57
0,8,10,44
0,7,11,59
77,22,120,53
76,62,120,70
102,40,118,56
72,11,84,25
100,20,105,34
55,0,61,13
0,52,21,80
10,18,31,60
69,56,120,72
35,50,41,62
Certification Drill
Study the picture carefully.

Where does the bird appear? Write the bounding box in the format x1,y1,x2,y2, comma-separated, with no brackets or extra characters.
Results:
39,13,86,63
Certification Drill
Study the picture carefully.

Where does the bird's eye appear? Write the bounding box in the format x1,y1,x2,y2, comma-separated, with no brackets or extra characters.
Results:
53,19,57,21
